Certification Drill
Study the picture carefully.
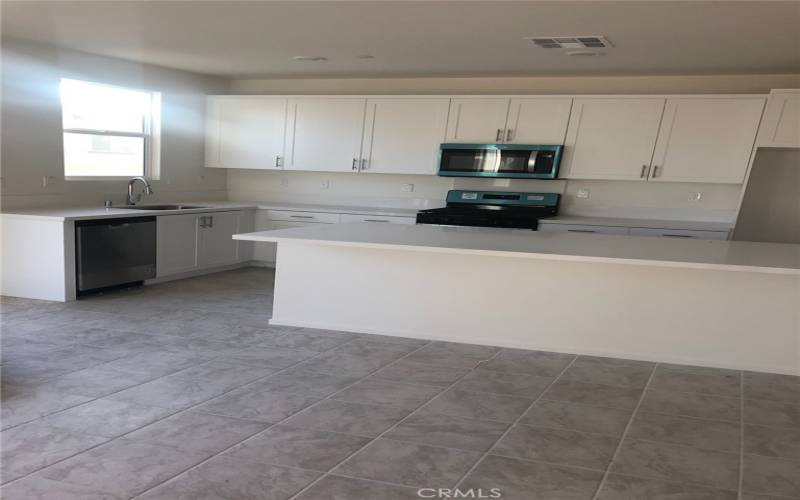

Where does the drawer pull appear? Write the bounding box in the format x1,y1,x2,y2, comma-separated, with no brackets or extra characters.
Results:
662,233,694,238
567,229,597,233
363,219,389,223
290,215,314,219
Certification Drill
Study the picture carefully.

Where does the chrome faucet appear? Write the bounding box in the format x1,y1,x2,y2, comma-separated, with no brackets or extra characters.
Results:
126,177,154,205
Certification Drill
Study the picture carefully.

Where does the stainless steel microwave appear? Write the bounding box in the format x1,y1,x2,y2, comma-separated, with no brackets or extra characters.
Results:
438,144,563,179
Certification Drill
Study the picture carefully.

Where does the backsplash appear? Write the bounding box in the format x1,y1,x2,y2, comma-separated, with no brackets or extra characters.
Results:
226,169,742,222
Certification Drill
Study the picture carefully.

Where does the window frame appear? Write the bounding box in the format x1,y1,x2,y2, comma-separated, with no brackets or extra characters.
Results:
60,79,161,181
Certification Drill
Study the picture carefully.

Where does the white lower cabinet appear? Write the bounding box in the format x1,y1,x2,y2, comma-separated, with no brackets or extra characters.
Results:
156,210,254,278
339,214,415,224
539,222,729,240
628,228,729,240
157,213,199,276
538,223,630,235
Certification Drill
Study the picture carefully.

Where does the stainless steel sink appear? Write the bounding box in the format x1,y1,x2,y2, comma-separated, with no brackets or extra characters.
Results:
113,204,210,211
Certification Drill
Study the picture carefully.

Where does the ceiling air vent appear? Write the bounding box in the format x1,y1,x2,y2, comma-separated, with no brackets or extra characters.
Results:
526,36,613,49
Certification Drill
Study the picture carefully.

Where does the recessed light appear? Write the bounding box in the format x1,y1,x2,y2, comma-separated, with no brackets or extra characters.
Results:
292,56,327,62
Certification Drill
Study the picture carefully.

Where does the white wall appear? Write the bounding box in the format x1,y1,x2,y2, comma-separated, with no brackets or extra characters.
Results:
733,149,800,243
1,38,229,209
226,74,787,219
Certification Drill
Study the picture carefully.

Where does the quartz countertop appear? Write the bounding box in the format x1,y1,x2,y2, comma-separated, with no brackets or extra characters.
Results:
234,222,800,275
0,201,423,221
0,202,260,221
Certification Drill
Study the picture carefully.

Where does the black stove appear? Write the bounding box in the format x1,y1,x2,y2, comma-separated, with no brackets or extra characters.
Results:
416,190,560,230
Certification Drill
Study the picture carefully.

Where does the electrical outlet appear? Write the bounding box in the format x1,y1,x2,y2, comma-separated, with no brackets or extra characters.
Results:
576,188,590,199
196,175,205,185
401,183,414,193
280,177,289,188
688,192,703,202
41,175,54,188
320,179,331,190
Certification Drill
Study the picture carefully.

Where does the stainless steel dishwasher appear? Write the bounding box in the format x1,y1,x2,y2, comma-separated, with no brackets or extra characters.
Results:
75,217,157,295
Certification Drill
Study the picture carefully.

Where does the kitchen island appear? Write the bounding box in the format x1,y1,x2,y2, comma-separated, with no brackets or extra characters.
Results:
234,223,800,375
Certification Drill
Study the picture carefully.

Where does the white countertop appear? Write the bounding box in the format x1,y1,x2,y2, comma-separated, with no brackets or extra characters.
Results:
234,222,800,275
0,201,421,221
0,201,259,221
540,216,733,232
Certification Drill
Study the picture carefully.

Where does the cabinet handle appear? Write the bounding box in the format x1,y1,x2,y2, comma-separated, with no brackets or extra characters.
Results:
360,158,368,170
275,156,283,168
496,129,503,142
290,215,314,219
652,165,660,178
198,216,206,228
208,216,213,228
661,233,693,238
640,165,648,178
364,219,389,223
567,229,597,233
506,129,514,142
352,158,358,170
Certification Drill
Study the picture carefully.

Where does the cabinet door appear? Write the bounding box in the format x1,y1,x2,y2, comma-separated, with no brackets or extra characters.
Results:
505,98,572,144
757,90,800,148
217,97,287,169
562,98,665,181
156,214,198,277
197,211,240,269
361,98,450,175
286,98,366,172
445,98,510,143
650,98,765,184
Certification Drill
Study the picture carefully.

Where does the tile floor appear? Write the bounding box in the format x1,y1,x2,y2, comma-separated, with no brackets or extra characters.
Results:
1,267,799,500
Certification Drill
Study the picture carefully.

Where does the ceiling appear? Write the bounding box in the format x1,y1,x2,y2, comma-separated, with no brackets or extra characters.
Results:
2,1,799,78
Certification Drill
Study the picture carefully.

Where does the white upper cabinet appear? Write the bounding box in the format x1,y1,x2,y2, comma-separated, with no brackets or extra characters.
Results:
205,96,287,169
563,98,666,181
757,90,800,148
505,98,573,144
360,98,450,175
649,97,766,184
286,98,366,172
446,98,510,143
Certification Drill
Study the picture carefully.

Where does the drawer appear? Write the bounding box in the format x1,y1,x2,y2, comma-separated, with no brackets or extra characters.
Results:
340,214,416,225
629,228,729,240
538,223,630,235
265,210,340,224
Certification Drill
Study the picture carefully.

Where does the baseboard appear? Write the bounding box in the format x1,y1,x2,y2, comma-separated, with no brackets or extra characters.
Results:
145,262,250,284
268,316,799,376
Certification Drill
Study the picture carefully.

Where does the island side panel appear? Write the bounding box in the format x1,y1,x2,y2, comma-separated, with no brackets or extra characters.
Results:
0,215,71,301
270,241,799,375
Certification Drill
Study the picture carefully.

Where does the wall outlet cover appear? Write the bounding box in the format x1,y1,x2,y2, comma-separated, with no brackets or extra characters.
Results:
280,178,289,187
402,183,414,192
689,192,703,202
320,180,331,190
577,188,590,199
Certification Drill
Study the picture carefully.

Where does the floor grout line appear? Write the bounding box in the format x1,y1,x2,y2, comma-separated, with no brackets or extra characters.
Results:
129,337,438,499
1,331,376,489
451,354,579,490
283,347,508,500
590,362,659,500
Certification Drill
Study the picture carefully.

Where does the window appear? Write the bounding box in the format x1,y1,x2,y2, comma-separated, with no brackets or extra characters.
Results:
60,78,161,179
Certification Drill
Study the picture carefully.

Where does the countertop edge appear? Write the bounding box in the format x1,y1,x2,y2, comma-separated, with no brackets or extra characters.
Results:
232,233,800,276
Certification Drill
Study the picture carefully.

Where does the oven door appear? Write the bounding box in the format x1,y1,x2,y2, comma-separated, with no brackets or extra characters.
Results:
438,144,561,179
